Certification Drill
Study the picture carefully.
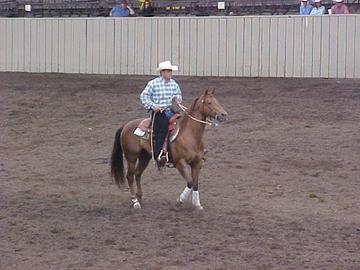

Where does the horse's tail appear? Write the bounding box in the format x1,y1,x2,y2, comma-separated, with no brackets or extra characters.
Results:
110,126,125,187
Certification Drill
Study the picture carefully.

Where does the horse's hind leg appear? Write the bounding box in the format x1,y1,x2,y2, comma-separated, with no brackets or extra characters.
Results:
126,158,141,209
134,151,151,203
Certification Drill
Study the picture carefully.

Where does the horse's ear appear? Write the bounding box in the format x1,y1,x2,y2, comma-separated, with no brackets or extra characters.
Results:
211,88,216,94
204,89,209,96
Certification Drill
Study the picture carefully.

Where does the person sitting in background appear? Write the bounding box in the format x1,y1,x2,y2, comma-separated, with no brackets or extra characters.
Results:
330,0,350,14
110,0,135,17
140,1,155,17
138,0,152,10
310,0,325,15
300,0,313,15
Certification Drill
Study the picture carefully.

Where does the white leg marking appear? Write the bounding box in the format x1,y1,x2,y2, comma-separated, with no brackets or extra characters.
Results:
179,186,192,203
192,190,203,210
132,198,141,209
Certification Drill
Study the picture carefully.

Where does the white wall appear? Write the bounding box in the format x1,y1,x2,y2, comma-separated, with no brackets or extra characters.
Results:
0,15,359,78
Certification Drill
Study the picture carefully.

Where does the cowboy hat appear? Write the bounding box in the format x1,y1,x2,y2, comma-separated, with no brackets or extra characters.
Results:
314,0,321,2
156,60,178,71
334,0,343,2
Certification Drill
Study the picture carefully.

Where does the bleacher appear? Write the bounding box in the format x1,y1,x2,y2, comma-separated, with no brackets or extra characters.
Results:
0,0,359,17
156,0,359,16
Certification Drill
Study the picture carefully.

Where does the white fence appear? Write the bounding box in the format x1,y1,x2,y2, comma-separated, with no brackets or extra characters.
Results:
0,15,359,78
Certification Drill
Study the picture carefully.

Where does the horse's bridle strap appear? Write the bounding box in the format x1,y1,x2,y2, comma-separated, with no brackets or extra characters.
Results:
177,103,212,125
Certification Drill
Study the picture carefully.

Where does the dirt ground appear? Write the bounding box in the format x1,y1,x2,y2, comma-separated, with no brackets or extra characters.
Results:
1,72,360,270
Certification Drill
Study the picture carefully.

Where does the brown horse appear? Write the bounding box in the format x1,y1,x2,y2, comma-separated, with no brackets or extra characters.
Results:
110,89,228,210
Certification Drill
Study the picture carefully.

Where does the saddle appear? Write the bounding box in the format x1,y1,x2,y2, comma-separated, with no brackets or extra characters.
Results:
133,112,182,143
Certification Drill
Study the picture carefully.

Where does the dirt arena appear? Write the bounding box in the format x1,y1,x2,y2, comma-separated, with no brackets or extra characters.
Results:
1,72,359,270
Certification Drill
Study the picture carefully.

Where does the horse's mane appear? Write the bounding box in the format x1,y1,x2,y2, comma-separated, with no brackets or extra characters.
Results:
179,94,203,128
188,95,201,114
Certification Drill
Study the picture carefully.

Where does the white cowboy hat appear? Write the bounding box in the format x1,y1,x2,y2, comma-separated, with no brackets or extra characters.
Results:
314,0,321,2
156,60,178,71
334,0,343,2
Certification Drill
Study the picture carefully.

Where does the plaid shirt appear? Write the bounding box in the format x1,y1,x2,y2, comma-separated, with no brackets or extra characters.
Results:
140,76,182,110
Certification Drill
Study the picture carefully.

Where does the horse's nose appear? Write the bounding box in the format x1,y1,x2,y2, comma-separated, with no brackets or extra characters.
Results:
217,112,228,122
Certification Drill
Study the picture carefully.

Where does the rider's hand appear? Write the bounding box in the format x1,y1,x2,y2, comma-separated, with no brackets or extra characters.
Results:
153,107,161,112
172,96,182,104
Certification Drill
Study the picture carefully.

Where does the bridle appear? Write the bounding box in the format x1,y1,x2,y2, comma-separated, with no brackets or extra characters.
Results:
177,95,221,126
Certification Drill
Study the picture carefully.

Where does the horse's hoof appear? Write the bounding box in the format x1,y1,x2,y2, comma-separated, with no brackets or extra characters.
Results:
195,205,204,211
131,198,141,209
175,199,183,207
133,202,142,209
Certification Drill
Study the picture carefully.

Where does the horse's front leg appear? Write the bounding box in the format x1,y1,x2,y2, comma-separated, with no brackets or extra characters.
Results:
175,159,193,205
191,158,204,210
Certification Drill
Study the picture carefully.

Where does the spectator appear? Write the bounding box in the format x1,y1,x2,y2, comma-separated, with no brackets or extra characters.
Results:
300,0,313,15
140,0,155,17
310,0,325,15
138,0,152,10
110,0,135,17
330,0,350,14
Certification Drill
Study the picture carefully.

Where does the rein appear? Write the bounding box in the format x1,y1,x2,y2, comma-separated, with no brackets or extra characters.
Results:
177,95,221,126
177,102,213,126
150,111,156,161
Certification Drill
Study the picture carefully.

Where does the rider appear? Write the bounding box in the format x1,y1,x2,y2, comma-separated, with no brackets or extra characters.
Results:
140,60,182,167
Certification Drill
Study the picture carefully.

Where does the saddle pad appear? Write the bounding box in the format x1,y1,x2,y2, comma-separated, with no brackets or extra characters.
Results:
133,115,181,142
133,118,151,138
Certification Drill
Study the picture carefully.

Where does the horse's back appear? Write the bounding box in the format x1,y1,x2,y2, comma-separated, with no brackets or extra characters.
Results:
121,118,151,155
122,118,143,131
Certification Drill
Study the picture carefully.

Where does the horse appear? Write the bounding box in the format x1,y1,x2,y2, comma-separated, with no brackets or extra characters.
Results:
110,88,228,210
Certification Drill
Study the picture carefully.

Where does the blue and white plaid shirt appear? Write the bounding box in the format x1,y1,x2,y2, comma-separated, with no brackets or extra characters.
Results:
140,76,182,110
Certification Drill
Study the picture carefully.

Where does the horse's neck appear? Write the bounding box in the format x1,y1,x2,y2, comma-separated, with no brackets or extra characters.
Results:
180,108,206,142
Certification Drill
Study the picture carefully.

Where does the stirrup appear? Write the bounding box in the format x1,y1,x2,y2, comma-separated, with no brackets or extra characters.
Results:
157,150,168,167
157,150,169,163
